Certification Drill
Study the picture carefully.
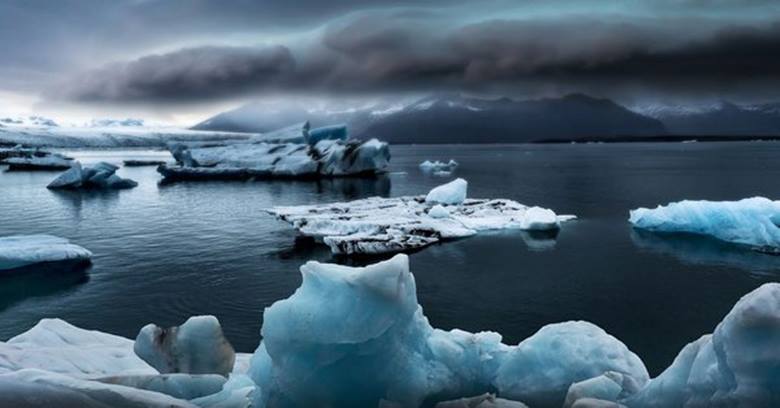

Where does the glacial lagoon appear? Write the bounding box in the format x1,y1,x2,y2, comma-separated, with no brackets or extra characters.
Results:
2,142,780,376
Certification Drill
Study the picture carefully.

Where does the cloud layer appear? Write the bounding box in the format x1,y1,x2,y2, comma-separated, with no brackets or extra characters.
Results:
3,0,780,105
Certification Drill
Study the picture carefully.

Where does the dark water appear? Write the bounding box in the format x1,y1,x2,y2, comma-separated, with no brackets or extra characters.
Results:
2,143,780,375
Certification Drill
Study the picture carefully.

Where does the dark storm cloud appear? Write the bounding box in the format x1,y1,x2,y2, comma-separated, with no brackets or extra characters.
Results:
48,11,780,102
53,46,296,102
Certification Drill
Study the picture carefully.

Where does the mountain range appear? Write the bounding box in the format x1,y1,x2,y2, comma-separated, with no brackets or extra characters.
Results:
193,94,780,144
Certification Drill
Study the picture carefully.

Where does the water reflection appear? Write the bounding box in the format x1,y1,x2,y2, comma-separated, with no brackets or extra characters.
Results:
520,229,560,251
0,261,91,311
159,175,391,200
49,189,122,217
630,229,780,276
314,176,391,199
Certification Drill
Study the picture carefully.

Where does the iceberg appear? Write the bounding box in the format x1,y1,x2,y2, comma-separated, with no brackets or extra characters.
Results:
135,316,236,377
495,322,648,406
1,147,73,171
629,197,780,252
268,180,574,255
0,318,254,407
0,235,92,271
426,178,468,205
95,374,227,400
0,318,154,376
625,282,780,407
247,255,647,407
158,134,390,181
420,159,459,175
47,161,138,190
0,369,199,408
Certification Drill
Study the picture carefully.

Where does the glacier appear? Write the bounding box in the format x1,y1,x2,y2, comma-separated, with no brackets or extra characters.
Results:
267,179,574,255
2,256,780,406
47,161,138,190
0,120,253,148
0,235,92,271
629,197,780,252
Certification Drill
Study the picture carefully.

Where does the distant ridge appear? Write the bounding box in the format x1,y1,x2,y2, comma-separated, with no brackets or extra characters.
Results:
194,93,668,144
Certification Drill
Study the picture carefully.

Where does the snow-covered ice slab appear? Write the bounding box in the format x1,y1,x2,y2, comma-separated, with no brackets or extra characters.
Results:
0,318,154,377
159,137,390,181
0,235,92,271
4,154,73,171
629,197,780,252
0,369,199,408
268,185,574,255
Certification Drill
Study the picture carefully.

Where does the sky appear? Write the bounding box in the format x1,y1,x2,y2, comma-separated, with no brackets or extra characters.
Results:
2,0,780,124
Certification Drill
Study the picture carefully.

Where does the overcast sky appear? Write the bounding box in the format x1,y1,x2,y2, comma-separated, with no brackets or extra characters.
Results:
2,0,780,123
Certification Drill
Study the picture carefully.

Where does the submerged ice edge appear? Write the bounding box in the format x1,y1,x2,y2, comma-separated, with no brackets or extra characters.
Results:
2,254,779,408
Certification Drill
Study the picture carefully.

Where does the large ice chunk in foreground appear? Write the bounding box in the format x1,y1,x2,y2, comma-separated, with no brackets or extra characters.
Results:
0,235,92,271
624,282,780,407
0,318,154,376
495,322,649,407
248,255,644,407
135,316,236,377
0,369,198,408
629,197,780,252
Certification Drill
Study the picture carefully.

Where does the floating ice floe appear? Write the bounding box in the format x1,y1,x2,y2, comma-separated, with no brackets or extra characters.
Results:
47,161,138,190
158,125,389,181
0,235,92,271
268,179,574,255
420,159,459,176
629,197,780,253
0,146,73,170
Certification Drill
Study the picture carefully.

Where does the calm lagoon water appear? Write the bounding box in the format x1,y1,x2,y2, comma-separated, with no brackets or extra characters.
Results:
2,142,780,375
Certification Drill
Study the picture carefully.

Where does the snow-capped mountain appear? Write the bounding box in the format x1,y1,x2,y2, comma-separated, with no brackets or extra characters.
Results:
632,101,780,136
195,93,668,144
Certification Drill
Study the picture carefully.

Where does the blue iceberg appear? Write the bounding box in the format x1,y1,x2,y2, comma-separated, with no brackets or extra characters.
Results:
629,197,780,252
